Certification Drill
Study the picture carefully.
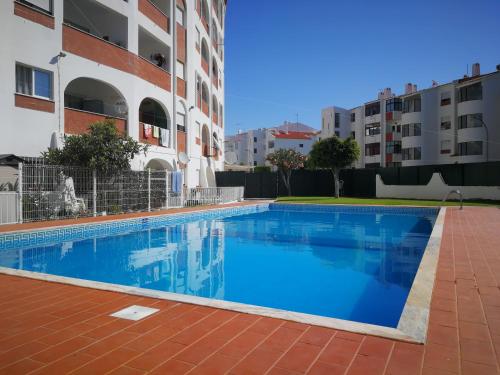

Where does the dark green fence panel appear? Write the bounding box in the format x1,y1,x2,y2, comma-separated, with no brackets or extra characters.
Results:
215,162,500,199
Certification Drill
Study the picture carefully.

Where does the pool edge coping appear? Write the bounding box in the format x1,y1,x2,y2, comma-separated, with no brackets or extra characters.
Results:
0,203,445,344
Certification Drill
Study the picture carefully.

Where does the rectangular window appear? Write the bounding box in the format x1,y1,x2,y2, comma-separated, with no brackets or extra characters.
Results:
20,0,53,14
365,102,380,117
176,7,185,26
16,63,52,99
177,112,186,132
458,113,483,129
365,123,381,136
385,98,402,112
386,141,402,154
335,131,340,137
351,131,355,138
253,148,257,154
440,116,452,130
458,83,482,102
365,143,380,156
402,123,422,137
440,92,451,106
402,147,422,161
299,144,304,148
440,140,451,154
458,141,483,156
403,96,421,113
350,112,356,122
268,141,274,149
334,113,340,128
195,27,201,50
253,137,257,143
176,61,185,80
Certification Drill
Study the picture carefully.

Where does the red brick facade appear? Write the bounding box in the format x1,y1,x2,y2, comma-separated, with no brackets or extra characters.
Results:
14,1,54,29
138,0,170,33
15,94,55,113
177,130,187,153
63,25,171,92
201,58,209,75
177,24,187,63
202,101,209,117
65,108,126,135
177,77,187,98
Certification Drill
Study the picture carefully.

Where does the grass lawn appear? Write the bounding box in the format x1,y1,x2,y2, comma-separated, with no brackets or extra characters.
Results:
276,196,500,207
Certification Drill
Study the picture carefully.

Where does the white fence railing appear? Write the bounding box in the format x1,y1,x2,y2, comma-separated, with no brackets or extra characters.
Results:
0,163,244,225
185,187,245,207
0,192,19,225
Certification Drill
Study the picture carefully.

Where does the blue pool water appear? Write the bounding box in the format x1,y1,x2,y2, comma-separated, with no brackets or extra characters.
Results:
0,204,437,327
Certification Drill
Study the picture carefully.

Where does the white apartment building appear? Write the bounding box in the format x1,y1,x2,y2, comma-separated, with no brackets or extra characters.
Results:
225,122,319,167
322,64,500,168
0,0,226,187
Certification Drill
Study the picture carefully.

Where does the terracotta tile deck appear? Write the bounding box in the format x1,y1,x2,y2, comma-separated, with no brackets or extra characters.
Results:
0,206,499,374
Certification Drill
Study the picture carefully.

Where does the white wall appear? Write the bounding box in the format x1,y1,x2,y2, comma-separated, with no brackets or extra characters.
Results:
376,173,500,201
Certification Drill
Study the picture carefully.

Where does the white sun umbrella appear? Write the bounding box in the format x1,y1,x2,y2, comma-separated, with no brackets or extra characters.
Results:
199,158,208,187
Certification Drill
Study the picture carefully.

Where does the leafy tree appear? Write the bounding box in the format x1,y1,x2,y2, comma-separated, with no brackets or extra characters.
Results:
266,149,306,196
43,120,148,173
308,137,360,198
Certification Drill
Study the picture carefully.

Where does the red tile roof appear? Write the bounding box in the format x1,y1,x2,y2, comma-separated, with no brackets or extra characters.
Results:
273,131,317,140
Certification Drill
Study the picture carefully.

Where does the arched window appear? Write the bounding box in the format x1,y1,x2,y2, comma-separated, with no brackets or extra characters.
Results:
64,77,128,135
201,39,209,64
201,124,210,157
201,82,209,116
212,95,218,123
139,97,171,147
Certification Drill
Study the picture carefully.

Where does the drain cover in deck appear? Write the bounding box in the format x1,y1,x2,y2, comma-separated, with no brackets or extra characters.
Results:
110,305,159,321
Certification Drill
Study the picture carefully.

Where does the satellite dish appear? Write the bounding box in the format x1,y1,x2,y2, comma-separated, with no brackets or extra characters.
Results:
114,100,128,116
178,152,190,165
225,151,237,165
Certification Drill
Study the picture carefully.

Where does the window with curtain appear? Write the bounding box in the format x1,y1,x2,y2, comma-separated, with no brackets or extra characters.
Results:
16,63,52,99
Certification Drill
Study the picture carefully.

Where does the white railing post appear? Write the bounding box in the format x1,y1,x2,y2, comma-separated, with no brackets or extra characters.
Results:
165,169,169,210
92,170,97,217
147,168,151,212
17,162,23,224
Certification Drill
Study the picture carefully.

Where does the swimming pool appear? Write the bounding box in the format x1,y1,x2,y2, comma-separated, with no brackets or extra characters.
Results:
0,203,441,339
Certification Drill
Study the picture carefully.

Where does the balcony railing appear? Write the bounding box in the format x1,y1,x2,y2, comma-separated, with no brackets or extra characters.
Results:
138,0,170,33
63,25,171,92
65,108,127,135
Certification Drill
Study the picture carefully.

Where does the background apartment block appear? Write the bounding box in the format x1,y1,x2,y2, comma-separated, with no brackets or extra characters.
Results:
322,64,500,168
225,122,318,167
0,0,227,187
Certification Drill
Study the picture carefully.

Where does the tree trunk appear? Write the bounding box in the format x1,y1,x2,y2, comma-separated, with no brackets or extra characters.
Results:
280,170,291,196
331,169,340,198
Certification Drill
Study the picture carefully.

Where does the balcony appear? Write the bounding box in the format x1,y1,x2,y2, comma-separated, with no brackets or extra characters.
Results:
139,98,171,147
138,0,170,33
64,0,128,48
64,77,127,135
63,1,171,92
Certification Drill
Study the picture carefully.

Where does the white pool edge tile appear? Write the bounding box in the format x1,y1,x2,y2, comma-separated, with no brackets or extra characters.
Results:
397,206,446,342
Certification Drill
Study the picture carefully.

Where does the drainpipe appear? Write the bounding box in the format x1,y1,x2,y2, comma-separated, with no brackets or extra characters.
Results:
172,0,178,154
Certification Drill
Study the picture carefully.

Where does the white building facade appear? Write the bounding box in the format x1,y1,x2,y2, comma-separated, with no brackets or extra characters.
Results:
225,122,319,167
0,0,226,187
322,65,500,168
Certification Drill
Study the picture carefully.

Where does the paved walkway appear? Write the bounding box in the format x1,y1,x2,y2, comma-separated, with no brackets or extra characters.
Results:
0,207,499,374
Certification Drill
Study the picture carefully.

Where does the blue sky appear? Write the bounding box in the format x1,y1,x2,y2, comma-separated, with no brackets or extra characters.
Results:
223,0,500,135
